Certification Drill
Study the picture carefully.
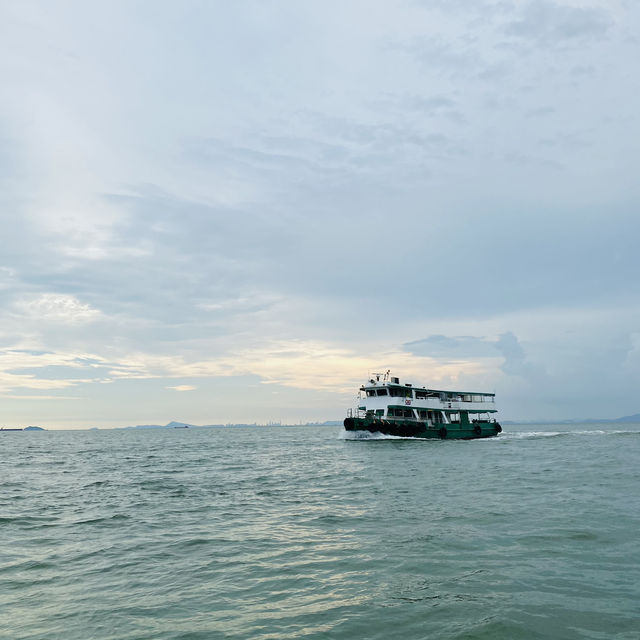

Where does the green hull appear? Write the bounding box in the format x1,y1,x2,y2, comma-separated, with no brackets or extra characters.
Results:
343,417,501,439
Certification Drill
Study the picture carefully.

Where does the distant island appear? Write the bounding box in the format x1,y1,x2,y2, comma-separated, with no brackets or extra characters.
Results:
608,413,640,423
0,425,45,431
112,420,343,430
502,413,640,425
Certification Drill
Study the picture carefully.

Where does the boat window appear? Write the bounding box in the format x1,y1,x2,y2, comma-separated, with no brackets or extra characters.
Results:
389,386,412,398
388,407,413,418
375,409,384,417
376,389,388,396
415,391,426,399
418,410,427,418
366,390,376,397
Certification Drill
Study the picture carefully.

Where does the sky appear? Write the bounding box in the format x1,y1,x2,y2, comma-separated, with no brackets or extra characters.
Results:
1,0,639,428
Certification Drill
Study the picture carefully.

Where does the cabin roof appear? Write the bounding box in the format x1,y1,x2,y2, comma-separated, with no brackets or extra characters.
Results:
362,381,495,397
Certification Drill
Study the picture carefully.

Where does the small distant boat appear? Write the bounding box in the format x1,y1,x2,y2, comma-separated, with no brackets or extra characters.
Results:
0,427,23,432
344,372,502,440
174,425,189,428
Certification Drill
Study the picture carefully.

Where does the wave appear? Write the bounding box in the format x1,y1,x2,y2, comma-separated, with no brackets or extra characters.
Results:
339,429,418,441
501,428,640,440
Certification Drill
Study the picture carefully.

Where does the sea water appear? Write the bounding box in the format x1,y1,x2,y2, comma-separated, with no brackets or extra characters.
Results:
1,424,639,639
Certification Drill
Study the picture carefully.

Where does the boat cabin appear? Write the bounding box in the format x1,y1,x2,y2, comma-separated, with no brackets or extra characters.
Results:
357,372,497,427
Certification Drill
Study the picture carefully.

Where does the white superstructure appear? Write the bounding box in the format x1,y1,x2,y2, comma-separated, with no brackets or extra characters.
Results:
352,371,497,426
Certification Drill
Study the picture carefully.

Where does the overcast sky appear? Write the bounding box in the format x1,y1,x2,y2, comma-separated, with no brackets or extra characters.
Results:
1,0,639,428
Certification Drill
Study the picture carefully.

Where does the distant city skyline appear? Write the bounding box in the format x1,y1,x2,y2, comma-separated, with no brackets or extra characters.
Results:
1,1,639,428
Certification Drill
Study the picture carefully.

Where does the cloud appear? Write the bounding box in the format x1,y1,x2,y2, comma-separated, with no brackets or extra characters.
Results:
0,267,16,291
0,349,101,393
495,331,549,381
2,394,81,400
166,385,196,392
404,335,498,359
14,294,101,324
372,93,465,125
403,332,548,384
570,63,595,76
505,1,613,44
526,106,556,118
400,37,482,75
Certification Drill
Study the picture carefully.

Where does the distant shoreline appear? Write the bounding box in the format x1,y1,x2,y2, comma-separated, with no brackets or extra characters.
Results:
9,417,640,431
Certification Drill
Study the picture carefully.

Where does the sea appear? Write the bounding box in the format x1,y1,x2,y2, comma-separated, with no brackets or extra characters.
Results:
1,423,639,640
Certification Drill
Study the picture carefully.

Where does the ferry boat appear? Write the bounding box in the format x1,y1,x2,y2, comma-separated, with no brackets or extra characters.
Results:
343,372,501,439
